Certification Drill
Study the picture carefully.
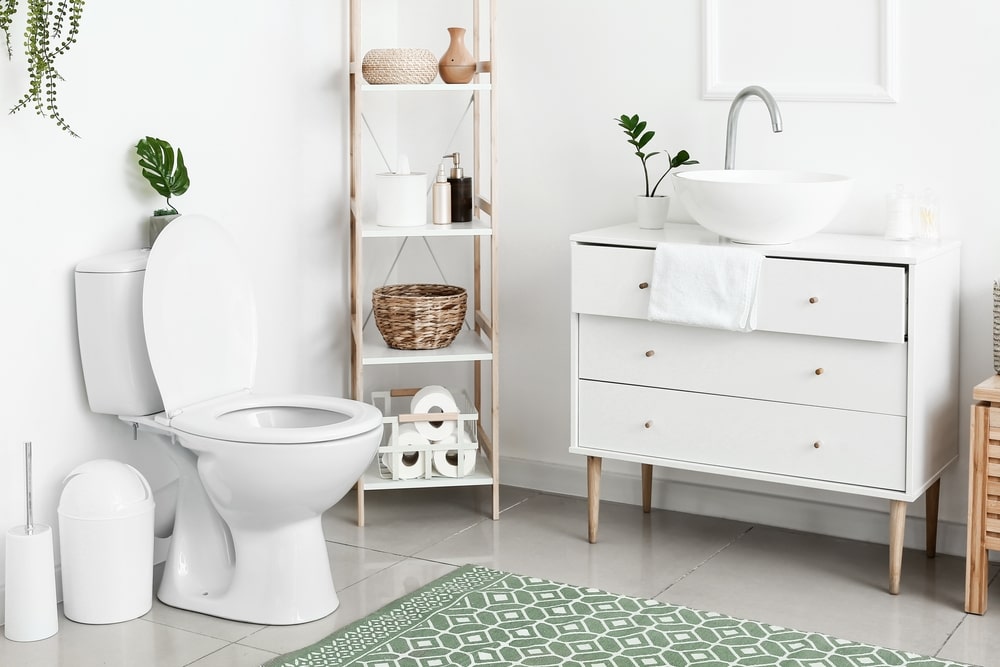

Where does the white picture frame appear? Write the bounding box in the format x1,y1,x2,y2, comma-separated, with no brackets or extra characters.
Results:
702,0,899,103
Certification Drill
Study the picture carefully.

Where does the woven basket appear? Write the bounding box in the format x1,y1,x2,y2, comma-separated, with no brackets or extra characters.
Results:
373,284,467,350
993,281,1000,373
362,48,438,85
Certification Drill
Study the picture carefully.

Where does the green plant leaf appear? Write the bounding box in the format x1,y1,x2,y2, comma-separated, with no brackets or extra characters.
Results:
670,149,699,169
616,113,698,196
136,136,190,203
8,0,85,136
173,149,190,194
636,130,654,150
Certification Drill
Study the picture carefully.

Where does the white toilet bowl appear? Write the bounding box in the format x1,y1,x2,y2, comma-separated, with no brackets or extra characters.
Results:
130,397,379,624
77,215,383,625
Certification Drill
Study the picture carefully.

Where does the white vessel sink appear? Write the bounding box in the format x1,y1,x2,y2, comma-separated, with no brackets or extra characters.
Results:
672,170,853,245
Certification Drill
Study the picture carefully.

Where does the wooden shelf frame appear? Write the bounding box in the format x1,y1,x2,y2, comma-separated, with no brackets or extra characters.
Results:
348,0,499,526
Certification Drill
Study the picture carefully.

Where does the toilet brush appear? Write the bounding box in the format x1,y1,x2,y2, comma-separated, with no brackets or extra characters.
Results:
4,441,58,641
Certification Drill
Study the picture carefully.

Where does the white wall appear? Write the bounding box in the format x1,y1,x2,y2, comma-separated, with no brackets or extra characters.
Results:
1,0,997,621
0,0,349,614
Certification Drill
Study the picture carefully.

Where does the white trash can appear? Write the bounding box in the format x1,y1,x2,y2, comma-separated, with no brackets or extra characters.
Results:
58,460,155,624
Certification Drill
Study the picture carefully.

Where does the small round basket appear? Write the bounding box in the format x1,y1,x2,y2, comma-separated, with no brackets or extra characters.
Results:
362,48,438,85
373,284,467,350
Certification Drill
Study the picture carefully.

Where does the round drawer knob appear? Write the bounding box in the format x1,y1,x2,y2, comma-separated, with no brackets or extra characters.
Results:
815,368,825,376
639,282,650,290
644,421,653,429
808,296,820,304
645,350,656,358
813,441,823,449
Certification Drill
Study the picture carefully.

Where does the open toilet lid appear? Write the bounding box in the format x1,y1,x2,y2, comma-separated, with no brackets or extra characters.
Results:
143,215,257,417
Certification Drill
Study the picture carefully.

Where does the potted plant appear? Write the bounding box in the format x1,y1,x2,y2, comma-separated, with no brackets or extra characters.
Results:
615,113,698,230
136,136,190,246
2,0,87,136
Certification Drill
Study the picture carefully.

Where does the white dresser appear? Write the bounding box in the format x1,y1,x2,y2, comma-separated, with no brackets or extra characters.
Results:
570,223,961,594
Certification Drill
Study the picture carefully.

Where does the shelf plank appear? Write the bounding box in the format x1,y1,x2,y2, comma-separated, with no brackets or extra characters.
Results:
359,82,492,93
361,219,493,238
362,328,492,365
361,456,494,490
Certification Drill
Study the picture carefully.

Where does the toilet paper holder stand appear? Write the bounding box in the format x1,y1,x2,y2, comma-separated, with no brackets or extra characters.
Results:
372,387,479,481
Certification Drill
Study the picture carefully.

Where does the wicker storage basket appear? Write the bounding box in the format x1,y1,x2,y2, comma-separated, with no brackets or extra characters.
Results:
362,49,438,85
373,284,467,350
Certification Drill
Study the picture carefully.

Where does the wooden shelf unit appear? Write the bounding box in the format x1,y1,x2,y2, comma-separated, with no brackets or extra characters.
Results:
348,0,499,526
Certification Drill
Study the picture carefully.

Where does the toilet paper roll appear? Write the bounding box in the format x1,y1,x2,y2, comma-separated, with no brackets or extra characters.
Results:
432,444,478,478
4,524,58,642
410,385,459,442
375,172,427,227
380,425,429,480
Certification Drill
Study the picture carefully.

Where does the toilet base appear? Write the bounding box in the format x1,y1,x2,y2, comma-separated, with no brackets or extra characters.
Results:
139,423,341,625
158,515,339,625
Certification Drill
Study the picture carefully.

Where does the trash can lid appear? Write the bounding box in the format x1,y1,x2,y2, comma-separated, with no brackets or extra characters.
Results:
58,459,153,520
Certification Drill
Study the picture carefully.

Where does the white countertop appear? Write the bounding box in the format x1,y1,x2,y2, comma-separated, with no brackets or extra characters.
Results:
570,222,960,265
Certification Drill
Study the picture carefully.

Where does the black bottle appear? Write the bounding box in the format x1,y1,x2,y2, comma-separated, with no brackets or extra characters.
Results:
442,152,473,222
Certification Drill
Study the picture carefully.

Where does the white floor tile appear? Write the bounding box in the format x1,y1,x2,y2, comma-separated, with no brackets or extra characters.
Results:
186,642,279,667
658,525,968,657
0,608,227,667
322,485,535,555
239,557,457,657
414,492,754,599
1,488,993,666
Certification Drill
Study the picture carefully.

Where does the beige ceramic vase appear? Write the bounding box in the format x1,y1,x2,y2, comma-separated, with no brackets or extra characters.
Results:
439,27,476,84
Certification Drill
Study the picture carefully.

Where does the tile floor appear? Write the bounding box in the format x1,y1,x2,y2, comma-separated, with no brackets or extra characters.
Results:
1,485,998,667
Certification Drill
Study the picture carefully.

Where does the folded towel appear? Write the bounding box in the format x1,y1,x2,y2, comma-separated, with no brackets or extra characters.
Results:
647,243,763,332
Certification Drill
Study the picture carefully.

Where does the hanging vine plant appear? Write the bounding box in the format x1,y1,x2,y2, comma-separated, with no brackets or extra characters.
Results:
1,0,86,137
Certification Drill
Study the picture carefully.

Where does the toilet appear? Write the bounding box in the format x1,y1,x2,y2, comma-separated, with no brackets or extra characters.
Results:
74,215,383,625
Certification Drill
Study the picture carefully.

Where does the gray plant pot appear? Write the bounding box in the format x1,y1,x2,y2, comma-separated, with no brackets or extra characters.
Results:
149,214,179,247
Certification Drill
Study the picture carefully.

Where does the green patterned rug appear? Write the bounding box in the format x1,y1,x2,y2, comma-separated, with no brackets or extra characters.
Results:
263,565,971,667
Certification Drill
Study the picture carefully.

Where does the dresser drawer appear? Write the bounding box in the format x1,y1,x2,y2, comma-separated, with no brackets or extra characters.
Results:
571,243,907,343
757,258,907,343
578,315,907,415
571,244,652,319
578,380,906,491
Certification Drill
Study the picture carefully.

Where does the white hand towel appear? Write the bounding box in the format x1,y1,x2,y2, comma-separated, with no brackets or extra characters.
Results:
647,243,763,332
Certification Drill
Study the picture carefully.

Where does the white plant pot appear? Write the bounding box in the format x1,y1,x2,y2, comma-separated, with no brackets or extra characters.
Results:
636,195,670,230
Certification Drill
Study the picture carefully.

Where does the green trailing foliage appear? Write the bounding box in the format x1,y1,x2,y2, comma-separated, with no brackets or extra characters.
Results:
136,136,190,216
615,113,698,197
3,0,86,136
0,0,17,58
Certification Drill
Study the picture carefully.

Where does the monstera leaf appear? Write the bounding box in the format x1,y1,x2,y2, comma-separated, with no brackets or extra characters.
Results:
136,136,190,214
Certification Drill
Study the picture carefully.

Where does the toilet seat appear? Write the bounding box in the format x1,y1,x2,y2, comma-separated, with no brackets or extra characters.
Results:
169,392,383,444
143,215,382,446
143,215,258,418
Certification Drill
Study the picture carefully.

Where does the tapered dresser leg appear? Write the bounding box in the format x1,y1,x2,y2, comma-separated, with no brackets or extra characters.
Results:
641,464,653,513
357,482,365,527
888,500,906,595
588,456,602,544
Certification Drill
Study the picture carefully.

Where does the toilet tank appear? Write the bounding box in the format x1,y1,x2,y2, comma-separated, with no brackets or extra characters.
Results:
75,249,163,416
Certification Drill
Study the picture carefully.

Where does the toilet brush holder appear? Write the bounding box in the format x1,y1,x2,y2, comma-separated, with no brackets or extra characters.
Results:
3,442,58,642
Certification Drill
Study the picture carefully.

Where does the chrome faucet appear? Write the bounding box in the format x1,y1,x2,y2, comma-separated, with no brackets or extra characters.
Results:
724,85,783,169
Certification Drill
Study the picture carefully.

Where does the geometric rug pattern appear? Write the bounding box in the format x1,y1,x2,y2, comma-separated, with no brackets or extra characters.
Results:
263,564,972,667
